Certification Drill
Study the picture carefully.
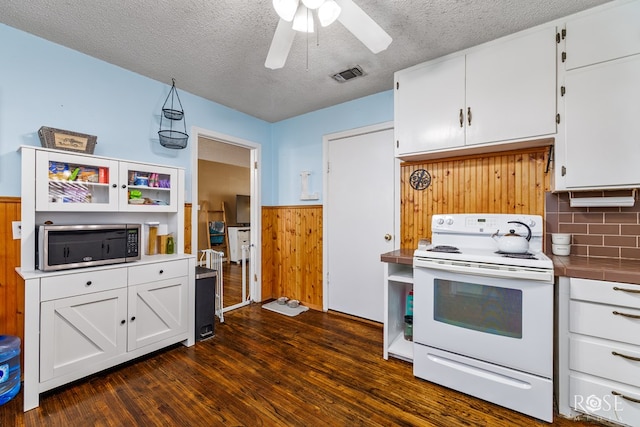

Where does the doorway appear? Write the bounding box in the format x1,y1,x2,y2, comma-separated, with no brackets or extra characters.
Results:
191,127,262,311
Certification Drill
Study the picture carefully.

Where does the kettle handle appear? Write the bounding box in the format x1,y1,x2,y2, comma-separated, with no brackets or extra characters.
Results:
507,221,532,241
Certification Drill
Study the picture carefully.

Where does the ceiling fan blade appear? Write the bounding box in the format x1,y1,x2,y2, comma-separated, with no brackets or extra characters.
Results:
265,19,297,69
335,0,392,54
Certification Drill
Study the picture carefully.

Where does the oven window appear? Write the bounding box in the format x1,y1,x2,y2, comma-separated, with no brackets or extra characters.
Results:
434,279,522,339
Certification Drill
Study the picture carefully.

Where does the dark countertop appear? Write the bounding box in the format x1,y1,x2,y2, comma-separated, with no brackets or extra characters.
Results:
381,249,640,285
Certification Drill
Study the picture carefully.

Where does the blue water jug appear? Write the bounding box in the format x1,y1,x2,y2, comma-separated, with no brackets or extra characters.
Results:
0,335,21,405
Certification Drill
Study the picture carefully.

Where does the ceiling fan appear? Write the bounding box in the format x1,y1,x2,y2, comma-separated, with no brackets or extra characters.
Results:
265,0,392,70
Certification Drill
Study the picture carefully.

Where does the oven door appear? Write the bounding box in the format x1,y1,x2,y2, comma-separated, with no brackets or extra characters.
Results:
413,265,552,378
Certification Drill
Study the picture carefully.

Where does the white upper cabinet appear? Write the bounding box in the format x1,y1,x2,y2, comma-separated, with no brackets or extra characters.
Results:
395,25,556,159
564,0,640,70
35,149,179,212
394,55,466,155
556,0,640,190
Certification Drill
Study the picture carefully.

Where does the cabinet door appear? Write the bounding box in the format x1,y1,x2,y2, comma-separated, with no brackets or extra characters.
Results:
565,1,640,70
119,162,178,212
563,55,640,189
40,288,127,382
465,26,557,146
35,151,119,211
394,55,465,155
127,276,188,351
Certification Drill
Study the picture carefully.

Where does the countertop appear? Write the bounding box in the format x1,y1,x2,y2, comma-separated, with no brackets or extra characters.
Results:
381,249,640,285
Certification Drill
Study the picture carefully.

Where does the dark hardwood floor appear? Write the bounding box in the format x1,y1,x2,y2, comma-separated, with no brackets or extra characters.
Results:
1,301,605,427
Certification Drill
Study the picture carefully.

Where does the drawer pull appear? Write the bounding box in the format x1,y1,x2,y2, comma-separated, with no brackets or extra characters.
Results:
130,316,136,322
613,286,640,294
120,319,126,325
86,281,92,286
612,310,640,320
612,351,640,362
159,269,164,274
612,390,640,404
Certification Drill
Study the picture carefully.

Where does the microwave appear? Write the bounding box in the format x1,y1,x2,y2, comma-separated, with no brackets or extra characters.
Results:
36,224,141,271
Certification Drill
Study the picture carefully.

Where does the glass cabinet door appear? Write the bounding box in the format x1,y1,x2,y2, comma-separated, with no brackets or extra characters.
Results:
118,162,178,212
35,151,119,211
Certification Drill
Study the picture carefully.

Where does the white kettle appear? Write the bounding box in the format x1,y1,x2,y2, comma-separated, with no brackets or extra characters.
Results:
491,221,532,253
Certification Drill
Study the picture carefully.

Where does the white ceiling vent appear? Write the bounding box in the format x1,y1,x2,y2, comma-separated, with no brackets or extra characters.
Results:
331,66,364,83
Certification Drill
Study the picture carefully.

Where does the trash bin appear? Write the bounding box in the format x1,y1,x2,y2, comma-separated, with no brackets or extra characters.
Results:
0,335,21,406
195,266,217,341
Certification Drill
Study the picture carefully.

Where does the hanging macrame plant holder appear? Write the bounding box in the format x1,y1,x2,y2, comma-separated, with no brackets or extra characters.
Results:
158,78,189,149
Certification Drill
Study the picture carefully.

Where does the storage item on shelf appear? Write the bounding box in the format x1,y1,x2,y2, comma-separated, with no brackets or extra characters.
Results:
38,126,97,154
0,335,21,406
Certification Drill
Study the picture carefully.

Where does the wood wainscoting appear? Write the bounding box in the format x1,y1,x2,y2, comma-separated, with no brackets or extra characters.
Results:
262,205,323,310
0,197,23,344
401,145,553,249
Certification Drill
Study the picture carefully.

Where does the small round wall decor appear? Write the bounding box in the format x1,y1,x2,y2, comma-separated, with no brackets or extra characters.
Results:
410,169,431,190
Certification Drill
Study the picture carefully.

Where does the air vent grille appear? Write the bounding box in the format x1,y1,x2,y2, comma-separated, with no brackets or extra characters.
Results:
331,65,364,83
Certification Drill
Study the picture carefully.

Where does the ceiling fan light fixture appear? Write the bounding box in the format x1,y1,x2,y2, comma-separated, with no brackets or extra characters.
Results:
292,5,314,33
302,0,325,9
318,0,341,27
273,0,299,21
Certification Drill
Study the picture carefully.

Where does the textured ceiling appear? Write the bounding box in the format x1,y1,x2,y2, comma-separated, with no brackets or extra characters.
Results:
1,0,611,123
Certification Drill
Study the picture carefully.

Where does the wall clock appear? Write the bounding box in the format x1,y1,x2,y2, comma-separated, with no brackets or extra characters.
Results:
410,169,431,190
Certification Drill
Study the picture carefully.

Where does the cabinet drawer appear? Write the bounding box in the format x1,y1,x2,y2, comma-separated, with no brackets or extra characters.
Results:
570,374,640,426
570,301,640,346
571,278,640,309
128,259,188,285
41,268,127,301
570,336,640,387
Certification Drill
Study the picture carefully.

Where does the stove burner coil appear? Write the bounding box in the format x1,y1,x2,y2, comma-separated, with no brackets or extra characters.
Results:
428,245,461,253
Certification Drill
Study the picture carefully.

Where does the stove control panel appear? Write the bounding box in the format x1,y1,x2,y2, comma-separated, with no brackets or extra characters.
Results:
432,214,543,235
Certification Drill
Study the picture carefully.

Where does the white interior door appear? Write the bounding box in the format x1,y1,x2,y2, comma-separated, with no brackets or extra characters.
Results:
325,124,396,322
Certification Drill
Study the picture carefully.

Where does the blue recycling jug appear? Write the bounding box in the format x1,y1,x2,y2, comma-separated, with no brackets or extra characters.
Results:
0,335,21,406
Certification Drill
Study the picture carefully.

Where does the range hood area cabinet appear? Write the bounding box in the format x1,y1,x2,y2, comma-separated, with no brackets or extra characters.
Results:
394,25,557,159
555,0,640,191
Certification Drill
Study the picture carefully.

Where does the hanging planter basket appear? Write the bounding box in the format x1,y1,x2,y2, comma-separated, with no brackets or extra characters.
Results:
158,78,188,149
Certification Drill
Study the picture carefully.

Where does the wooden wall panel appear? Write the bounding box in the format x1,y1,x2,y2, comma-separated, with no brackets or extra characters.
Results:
262,205,323,310
0,197,23,344
184,203,192,254
401,146,552,249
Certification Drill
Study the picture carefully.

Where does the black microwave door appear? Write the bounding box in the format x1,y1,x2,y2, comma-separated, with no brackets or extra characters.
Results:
47,230,125,266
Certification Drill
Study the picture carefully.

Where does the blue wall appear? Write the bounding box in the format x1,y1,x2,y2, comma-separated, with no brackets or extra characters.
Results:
0,24,393,206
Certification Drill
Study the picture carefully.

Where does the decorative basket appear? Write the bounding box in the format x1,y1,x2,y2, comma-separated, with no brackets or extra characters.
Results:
158,79,188,149
158,130,188,149
38,127,97,154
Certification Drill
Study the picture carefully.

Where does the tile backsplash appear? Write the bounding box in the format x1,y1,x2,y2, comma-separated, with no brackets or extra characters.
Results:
545,191,640,259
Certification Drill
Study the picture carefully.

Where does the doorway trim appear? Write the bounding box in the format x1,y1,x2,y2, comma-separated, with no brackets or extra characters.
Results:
321,121,398,312
191,126,262,304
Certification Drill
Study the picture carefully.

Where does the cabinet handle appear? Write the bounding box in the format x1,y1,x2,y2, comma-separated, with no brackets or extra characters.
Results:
121,184,127,189
120,320,126,325
130,316,136,322
467,107,472,126
612,310,640,320
159,269,164,274
112,184,117,188
613,286,640,294
612,351,640,362
459,109,463,127
86,281,92,286
611,390,640,404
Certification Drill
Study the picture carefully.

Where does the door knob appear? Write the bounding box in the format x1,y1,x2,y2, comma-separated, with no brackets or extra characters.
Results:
384,234,392,241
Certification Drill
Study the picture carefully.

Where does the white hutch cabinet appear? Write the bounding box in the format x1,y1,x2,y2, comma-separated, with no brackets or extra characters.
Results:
18,146,195,411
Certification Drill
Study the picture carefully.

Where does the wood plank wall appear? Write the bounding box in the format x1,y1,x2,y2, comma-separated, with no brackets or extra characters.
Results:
0,197,23,344
401,146,553,249
261,205,323,310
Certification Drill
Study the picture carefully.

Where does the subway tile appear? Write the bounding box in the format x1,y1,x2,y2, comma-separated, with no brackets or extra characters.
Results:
559,224,588,234
545,214,559,233
621,224,640,236
604,235,637,248
573,234,602,246
589,224,620,235
588,206,621,214
559,213,573,223
545,192,558,213
621,247,640,260
605,212,639,224
572,245,588,256
588,246,620,258
573,212,604,224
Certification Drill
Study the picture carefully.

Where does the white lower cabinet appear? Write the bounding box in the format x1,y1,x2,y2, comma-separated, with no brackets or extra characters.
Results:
35,258,191,398
558,277,640,427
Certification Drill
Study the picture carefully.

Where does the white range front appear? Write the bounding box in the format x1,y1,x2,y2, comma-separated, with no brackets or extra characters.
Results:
412,213,554,422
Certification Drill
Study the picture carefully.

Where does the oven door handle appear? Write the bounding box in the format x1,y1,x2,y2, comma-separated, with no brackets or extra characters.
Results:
414,258,553,282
